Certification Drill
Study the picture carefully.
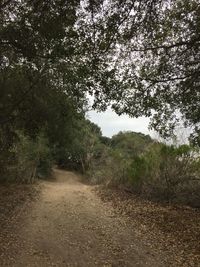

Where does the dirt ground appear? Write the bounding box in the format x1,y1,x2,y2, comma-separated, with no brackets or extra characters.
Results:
0,169,199,266
96,188,200,267
0,170,200,267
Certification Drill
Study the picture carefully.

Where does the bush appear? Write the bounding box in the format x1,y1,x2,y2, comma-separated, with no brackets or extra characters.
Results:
127,143,200,206
128,156,147,190
85,130,200,207
7,132,53,183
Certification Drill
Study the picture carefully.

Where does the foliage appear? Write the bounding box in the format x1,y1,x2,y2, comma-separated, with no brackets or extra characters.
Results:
1,0,200,143
88,130,200,207
58,119,102,173
88,131,154,185
0,0,200,210
2,132,52,183
126,143,200,206
77,0,200,141
111,131,152,158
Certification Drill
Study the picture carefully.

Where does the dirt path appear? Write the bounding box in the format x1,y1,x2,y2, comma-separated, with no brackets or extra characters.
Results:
0,169,167,267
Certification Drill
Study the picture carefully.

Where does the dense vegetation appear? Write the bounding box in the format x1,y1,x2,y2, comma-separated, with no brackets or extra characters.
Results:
85,131,200,207
0,1,200,206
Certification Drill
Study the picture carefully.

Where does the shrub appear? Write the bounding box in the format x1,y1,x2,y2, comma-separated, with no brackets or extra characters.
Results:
127,143,200,206
7,132,53,183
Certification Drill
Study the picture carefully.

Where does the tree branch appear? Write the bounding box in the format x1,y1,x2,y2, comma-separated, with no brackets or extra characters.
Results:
131,39,200,52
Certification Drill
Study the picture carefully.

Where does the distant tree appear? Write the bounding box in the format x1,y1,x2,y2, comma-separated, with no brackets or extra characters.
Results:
111,131,153,158
59,119,102,173
99,136,111,146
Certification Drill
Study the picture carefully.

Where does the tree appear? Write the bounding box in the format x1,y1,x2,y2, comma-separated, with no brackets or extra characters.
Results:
111,131,153,158
1,0,200,145
78,0,200,141
66,119,102,173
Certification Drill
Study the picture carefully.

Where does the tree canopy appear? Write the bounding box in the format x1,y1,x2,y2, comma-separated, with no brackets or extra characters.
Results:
1,0,200,143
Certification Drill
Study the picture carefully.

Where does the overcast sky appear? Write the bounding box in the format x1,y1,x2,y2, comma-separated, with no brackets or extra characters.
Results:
87,108,151,137
87,108,191,145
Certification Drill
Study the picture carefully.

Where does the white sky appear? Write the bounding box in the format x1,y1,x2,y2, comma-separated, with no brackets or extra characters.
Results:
87,108,151,137
87,108,191,145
